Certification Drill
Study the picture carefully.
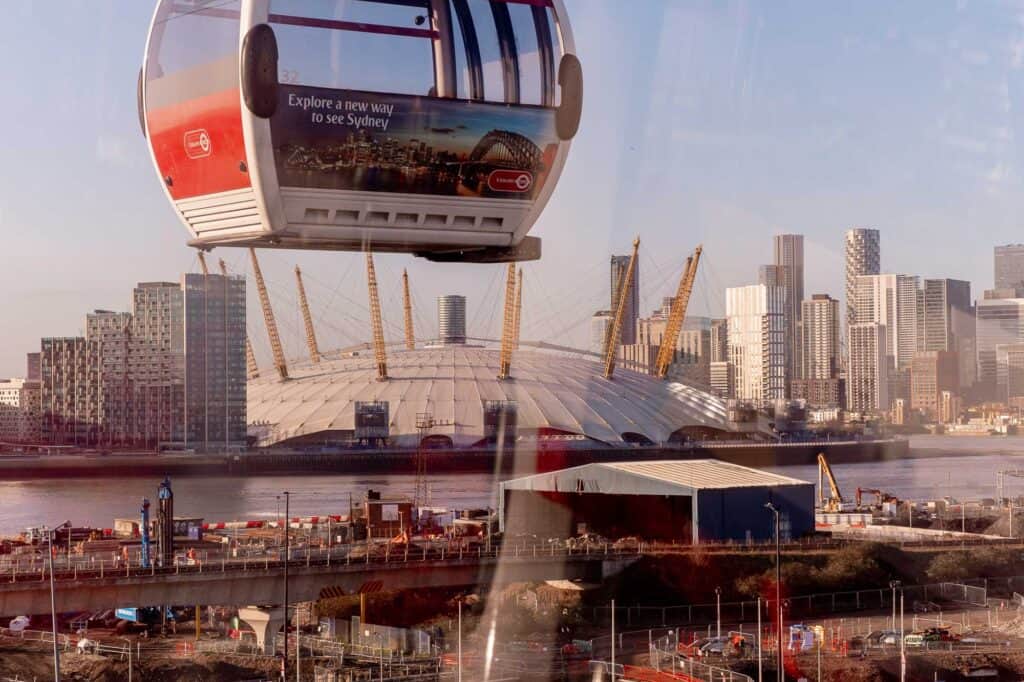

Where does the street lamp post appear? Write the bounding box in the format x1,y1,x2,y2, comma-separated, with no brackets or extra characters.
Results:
457,598,463,682
764,503,782,682
283,491,290,681
47,527,61,682
889,580,900,632
715,587,722,638
899,588,906,682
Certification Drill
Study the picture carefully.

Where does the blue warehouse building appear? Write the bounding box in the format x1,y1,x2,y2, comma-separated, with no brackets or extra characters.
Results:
499,460,814,544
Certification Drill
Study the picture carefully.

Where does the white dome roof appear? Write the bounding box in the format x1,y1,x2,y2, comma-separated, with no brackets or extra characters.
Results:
247,346,731,447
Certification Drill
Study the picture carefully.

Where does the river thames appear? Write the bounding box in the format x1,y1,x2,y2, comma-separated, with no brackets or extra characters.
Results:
2,435,1024,535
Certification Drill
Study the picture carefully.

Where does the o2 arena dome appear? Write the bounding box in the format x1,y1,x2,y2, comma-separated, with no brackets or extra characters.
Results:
245,246,743,450
248,345,732,449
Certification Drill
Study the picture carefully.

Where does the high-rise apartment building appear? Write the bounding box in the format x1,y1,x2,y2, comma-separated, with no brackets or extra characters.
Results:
976,292,1024,398
799,295,840,380
38,275,245,451
183,273,247,450
132,282,186,446
853,274,919,370
995,244,1024,291
610,254,640,345
758,264,792,392
845,228,881,329
437,295,467,345
996,343,1024,403
709,318,728,363
726,285,786,403
919,279,974,391
773,234,804,384
792,294,842,407
40,337,102,445
86,310,134,446
847,323,888,412
910,351,958,419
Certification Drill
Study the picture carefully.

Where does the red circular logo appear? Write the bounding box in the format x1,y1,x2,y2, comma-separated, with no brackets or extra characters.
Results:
487,170,533,193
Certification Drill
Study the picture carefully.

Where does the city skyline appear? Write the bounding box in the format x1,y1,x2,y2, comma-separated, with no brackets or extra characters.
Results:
6,2,1024,377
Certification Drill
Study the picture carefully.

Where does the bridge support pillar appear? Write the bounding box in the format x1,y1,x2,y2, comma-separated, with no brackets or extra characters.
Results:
239,605,285,655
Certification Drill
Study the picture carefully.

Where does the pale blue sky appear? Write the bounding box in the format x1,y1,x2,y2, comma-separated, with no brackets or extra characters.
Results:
2,1,1024,376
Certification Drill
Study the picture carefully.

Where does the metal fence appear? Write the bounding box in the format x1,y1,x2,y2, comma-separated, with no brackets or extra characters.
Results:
585,580,990,628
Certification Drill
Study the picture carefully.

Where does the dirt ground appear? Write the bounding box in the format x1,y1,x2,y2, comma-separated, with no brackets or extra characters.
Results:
728,651,1024,681
0,642,282,682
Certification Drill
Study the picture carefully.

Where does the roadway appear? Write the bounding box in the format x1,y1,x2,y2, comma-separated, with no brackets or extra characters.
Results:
0,541,640,616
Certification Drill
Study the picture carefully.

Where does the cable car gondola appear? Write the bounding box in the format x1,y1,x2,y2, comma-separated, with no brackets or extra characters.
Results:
140,0,582,263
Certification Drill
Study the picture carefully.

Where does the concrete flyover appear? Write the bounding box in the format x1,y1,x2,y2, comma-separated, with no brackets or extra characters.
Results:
0,546,640,617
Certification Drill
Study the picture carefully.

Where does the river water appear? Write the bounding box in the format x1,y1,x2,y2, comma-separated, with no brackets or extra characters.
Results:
2,435,1024,536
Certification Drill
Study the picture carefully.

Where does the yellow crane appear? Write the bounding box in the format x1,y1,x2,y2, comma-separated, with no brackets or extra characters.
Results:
294,266,321,364
603,237,640,379
498,263,517,380
248,248,289,381
218,258,260,380
817,452,847,512
654,245,703,378
401,269,415,351
365,252,388,381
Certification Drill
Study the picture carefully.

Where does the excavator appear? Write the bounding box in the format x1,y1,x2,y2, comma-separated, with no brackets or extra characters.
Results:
854,487,898,509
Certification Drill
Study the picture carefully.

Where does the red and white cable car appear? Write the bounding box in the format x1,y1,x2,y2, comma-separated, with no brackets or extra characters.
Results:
140,0,582,263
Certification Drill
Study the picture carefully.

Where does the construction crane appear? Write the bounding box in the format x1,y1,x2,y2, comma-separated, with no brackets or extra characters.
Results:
817,452,847,512
365,252,388,381
513,268,523,350
197,251,210,276
218,258,260,380
498,263,517,380
413,412,452,509
654,245,703,378
402,269,415,351
248,248,289,381
603,237,640,380
294,266,321,364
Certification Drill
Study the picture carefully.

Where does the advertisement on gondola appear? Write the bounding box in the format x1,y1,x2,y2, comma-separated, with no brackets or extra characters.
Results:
270,85,559,200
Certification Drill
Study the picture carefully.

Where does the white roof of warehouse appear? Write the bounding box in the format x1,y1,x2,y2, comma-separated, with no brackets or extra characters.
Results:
248,346,731,447
500,460,811,497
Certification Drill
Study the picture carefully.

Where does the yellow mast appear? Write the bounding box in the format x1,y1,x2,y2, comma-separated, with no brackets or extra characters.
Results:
603,237,640,379
402,269,415,351
197,251,210,276
512,268,523,350
248,248,289,381
294,266,321,364
654,245,703,378
365,252,388,381
498,263,517,380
